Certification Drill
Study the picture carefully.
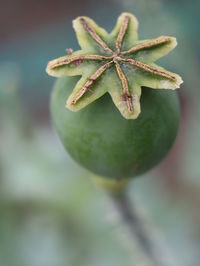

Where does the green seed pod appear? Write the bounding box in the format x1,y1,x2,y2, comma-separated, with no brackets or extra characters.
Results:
47,13,183,180
51,76,180,179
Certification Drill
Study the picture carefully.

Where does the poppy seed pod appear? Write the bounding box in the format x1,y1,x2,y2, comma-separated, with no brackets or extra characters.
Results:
47,13,182,180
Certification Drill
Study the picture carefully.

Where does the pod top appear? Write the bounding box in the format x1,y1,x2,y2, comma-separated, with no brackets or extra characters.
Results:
46,12,183,119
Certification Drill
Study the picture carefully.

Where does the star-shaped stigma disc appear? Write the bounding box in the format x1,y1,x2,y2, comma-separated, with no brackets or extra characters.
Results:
46,13,183,119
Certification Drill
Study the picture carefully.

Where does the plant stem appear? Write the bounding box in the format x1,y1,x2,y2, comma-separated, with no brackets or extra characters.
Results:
110,190,164,266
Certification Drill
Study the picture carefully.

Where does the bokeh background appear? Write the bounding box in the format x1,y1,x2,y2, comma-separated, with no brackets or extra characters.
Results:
0,0,200,265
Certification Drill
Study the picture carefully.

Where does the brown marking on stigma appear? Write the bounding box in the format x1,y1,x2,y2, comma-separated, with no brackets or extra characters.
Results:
121,36,172,55
115,61,133,112
73,59,83,66
80,17,113,54
116,15,129,53
119,57,176,81
48,54,111,69
121,93,132,102
71,60,113,105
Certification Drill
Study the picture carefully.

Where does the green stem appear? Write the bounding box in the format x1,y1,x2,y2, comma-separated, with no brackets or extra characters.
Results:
110,190,164,266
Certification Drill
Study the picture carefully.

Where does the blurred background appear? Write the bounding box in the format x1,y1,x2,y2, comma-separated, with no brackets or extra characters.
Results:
0,0,200,265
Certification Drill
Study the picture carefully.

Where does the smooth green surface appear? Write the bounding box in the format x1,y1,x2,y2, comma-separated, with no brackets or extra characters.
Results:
51,77,180,179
